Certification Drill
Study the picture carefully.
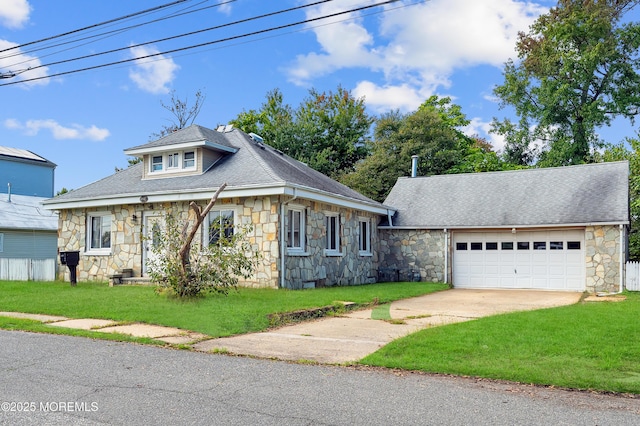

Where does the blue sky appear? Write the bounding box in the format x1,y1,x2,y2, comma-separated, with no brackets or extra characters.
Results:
0,0,636,193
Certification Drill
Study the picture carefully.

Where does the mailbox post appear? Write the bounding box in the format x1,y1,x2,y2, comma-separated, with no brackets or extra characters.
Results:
60,251,80,286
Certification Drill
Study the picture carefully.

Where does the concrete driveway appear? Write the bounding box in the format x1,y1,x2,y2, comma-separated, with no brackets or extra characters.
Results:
194,289,582,364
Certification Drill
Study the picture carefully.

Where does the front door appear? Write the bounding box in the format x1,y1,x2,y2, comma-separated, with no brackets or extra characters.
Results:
143,213,164,276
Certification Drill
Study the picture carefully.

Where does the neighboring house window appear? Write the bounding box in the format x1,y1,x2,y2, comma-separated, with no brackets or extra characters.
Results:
358,218,371,256
151,155,163,172
87,213,111,252
167,152,180,169
208,209,234,245
183,151,195,168
0,233,3,252
287,207,306,253
325,213,341,255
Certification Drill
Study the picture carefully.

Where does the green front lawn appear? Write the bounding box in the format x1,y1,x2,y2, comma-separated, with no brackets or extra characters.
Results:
0,280,445,337
361,292,640,394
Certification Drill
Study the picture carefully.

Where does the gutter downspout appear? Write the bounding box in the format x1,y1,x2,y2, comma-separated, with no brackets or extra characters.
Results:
444,228,448,284
619,223,625,294
387,209,393,227
280,189,298,289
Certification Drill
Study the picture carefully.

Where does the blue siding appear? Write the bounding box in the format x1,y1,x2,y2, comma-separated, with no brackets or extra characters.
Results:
0,230,57,260
0,159,54,197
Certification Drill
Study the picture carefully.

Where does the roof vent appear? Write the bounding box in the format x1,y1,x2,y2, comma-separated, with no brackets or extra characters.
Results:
249,133,264,143
216,124,234,133
411,155,419,178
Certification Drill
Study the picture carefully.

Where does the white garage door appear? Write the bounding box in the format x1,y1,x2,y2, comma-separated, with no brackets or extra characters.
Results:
453,230,585,291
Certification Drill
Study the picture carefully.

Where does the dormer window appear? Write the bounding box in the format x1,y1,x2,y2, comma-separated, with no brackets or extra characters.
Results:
167,153,180,169
183,151,195,168
151,155,163,172
149,150,197,174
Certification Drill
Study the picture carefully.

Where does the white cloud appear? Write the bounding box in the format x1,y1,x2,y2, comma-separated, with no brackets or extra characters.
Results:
352,81,425,113
4,119,110,141
128,45,179,94
0,39,49,87
286,0,548,112
0,0,31,29
463,117,506,152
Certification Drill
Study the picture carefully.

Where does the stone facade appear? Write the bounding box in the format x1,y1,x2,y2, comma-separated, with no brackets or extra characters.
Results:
56,195,380,289
378,229,445,282
283,200,379,289
585,224,624,293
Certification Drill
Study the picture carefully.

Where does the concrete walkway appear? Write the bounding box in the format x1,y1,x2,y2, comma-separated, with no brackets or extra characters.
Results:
0,289,584,364
194,289,582,363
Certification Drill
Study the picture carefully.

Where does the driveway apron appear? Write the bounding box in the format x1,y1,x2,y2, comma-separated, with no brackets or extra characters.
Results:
193,289,582,364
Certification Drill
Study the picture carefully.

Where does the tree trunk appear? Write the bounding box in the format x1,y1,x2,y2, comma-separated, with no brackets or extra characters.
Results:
178,183,227,278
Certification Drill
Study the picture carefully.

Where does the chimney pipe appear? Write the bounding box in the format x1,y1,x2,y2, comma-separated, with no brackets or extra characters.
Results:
411,155,419,178
7,182,11,202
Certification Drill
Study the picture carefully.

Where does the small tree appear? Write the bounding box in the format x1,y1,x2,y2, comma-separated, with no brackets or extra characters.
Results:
147,184,259,297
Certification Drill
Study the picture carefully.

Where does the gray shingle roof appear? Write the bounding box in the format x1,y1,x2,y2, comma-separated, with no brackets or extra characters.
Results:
0,194,58,231
45,125,380,207
124,125,235,152
383,161,629,228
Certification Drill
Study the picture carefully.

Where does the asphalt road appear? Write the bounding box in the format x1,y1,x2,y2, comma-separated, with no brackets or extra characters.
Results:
1,331,639,425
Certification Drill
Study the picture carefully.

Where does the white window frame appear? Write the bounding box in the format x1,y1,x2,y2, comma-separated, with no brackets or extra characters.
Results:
167,152,180,169
205,207,238,246
150,155,163,173
286,206,307,255
86,212,112,255
183,151,196,169
324,213,342,256
358,217,372,256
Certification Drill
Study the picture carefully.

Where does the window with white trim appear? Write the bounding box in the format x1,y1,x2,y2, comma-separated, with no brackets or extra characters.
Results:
358,218,371,255
325,213,341,255
151,155,163,172
167,152,180,169
87,213,111,253
183,151,195,168
287,207,306,253
208,209,235,245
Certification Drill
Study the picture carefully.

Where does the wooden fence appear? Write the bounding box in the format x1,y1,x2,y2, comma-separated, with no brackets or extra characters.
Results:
626,261,640,291
0,258,56,281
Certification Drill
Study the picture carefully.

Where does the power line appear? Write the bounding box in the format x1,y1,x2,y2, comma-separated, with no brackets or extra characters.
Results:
5,0,336,76
0,0,193,55
0,0,234,64
0,0,420,87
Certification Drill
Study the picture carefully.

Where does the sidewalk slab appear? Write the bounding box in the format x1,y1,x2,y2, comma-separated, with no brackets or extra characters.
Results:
98,324,190,339
0,312,69,323
48,319,118,330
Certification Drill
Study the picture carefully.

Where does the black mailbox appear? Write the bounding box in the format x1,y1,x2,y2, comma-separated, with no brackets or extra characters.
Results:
60,251,80,266
59,251,80,286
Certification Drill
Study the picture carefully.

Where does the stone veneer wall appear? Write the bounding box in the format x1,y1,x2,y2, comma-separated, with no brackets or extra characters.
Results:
378,229,445,282
57,196,281,288
283,200,379,289
585,224,624,293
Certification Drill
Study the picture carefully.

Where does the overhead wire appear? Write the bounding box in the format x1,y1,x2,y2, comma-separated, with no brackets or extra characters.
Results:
0,0,193,55
6,0,336,74
0,0,421,87
0,0,234,64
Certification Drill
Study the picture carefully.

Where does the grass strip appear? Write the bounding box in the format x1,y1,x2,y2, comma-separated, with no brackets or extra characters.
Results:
361,292,640,394
0,280,447,337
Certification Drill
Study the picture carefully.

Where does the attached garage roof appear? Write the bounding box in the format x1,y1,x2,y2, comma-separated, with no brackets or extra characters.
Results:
384,161,629,228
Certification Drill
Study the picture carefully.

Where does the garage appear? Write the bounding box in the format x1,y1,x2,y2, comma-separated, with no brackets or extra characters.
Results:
452,229,585,291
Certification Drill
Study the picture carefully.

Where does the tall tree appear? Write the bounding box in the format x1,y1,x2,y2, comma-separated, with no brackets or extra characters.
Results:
231,86,373,180
341,98,476,202
150,88,206,140
492,0,640,166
